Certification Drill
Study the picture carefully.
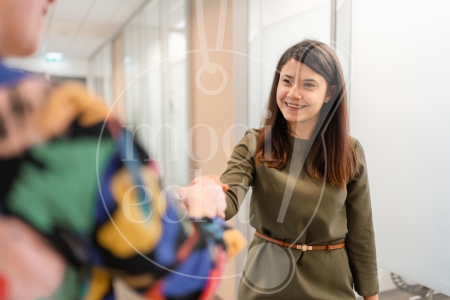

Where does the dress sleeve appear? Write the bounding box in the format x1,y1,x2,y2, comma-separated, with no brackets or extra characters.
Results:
345,139,379,296
220,129,258,220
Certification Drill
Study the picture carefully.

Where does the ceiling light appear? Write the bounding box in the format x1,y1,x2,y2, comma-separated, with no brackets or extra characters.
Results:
45,52,63,63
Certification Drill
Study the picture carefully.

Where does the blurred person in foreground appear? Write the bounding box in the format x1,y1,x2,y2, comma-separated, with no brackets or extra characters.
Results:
0,0,245,299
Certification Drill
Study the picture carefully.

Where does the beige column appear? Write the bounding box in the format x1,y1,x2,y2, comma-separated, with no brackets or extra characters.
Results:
112,33,126,124
187,0,236,299
187,0,234,177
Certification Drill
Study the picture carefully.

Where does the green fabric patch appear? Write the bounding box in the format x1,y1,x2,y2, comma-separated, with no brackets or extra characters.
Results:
7,137,116,234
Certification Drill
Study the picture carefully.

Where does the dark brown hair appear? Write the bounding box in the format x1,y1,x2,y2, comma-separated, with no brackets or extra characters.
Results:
255,39,356,188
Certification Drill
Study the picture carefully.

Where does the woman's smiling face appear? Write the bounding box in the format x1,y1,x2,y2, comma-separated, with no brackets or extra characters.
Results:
276,58,331,133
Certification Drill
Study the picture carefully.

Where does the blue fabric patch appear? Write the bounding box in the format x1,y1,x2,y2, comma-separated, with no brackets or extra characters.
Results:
162,248,213,297
0,62,27,87
116,132,149,215
102,290,115,300
200,222,226,241
153,195,182,266
95,151,121,226
86,242,105,266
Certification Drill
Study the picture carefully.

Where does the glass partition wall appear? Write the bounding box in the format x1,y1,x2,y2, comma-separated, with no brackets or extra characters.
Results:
89,0,188,186
166,0,189,186
123,0,164,177
123,0,188,186
89,43,113,105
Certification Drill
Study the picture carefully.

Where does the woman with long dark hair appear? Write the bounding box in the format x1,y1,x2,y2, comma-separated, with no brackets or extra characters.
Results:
220,39,379,299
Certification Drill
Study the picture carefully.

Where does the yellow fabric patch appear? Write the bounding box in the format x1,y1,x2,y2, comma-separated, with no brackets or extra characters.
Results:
223,229,247,258
85,267,111,300
97,167,166,258
118,273,156,289
37,82,110,139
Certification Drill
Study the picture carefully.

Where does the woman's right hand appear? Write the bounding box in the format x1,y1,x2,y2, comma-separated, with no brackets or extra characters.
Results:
178,175,228,219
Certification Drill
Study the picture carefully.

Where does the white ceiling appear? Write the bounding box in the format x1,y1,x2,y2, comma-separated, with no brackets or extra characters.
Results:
37,0,150,60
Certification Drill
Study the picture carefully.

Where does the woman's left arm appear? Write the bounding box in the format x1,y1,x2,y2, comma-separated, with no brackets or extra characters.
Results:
364,295,379,300
346,140,380,297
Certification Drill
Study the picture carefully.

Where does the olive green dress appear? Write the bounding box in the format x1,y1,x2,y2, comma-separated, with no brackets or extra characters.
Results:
221,129,379,299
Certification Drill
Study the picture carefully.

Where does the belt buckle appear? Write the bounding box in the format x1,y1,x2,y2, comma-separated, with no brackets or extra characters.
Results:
297,244,309,251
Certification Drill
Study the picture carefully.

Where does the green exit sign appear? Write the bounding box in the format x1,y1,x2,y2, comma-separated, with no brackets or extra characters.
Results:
45,53,63,64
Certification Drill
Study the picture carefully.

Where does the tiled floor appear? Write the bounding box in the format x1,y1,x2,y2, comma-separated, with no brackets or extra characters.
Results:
376,289,450,300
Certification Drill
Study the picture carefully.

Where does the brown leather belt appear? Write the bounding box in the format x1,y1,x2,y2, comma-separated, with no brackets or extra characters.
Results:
255,231,345,252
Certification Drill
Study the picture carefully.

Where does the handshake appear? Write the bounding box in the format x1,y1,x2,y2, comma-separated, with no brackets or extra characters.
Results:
178,175,247,258
177,175,229,220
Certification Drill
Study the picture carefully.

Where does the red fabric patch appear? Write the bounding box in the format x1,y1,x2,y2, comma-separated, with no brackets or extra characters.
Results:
145,281,165,300
176,225,200,263
0,275,8,300
199,246,228,300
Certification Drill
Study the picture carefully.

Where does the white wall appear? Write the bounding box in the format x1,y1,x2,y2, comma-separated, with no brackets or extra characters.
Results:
246,0,450,295
350,0,450,295
4,57,88,78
